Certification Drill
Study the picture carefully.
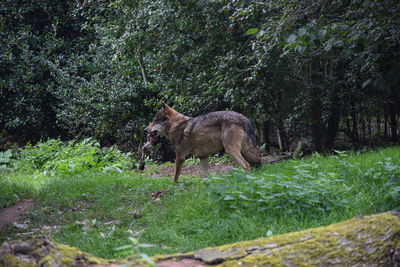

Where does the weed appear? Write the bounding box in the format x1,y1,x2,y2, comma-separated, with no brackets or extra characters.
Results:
204,164,349,213
114,237,155,266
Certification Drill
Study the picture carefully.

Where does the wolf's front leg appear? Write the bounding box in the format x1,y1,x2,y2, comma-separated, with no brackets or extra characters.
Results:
199,157,209,183
174,157,185,183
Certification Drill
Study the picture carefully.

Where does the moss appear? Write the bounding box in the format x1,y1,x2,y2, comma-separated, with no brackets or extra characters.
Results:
53,241,122,266
38,238,122,266
86,254,111,265
40,255,55,267
190,212,400,266
0,254,37,267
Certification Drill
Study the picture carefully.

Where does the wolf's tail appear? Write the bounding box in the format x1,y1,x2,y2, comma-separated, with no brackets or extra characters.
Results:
241,122,261,166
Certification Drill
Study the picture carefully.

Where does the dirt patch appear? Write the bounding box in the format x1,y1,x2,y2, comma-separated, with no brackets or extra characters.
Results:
0,199,34,230
148,162,235,178
146,154,289,179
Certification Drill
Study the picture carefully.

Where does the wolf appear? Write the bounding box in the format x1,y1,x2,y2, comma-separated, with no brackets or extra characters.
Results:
144,103,261,182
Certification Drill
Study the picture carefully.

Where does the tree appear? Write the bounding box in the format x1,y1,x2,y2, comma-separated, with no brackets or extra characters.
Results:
224,0,400,151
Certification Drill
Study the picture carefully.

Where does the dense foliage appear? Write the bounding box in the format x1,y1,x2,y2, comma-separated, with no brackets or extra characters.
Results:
1,0,399,155
205,162,349,213
11,138,136,176
205,151,400,212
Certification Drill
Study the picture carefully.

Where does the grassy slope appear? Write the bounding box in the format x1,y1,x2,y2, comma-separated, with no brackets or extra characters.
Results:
0,146,399,258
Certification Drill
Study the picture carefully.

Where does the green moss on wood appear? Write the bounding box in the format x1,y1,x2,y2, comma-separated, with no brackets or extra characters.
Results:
0,254,37,267
0,235,126,267
192,212,400,266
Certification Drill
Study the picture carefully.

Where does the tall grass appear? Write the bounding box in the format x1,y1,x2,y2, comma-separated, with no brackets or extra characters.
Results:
1,141,399,259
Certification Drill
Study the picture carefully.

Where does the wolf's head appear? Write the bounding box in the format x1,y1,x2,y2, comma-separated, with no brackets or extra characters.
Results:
144,103,177,145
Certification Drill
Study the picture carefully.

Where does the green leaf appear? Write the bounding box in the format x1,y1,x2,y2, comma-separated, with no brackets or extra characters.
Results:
210,192,221,202
113,244,133,251
3,150,12,158
266,230,273,237
140,253,155,266
298,28,307,37
239,194,249,200
138,243,156,248
318,29,327,37
224,194,235,201
286,34,297,44
362,79,372,88
246,28,259,35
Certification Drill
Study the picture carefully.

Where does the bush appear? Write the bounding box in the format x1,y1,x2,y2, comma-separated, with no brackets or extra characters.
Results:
13,138,137,176
365,157,400,211
0,150,13,170
205,161,349,213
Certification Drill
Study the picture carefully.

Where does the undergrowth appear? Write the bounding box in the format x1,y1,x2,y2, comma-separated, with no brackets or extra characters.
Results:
0,141,399,259
12,138,137,176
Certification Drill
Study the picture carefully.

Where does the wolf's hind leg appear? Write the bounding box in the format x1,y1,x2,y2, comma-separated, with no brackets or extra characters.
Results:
199,157,208,183
227,149,250,171
222,128,251,171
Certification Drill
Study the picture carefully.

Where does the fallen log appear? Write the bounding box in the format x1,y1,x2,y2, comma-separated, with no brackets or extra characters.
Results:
1,212,400,266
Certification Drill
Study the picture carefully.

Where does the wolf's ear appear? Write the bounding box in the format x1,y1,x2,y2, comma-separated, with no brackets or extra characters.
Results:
162,103,177,118
161,103,169,113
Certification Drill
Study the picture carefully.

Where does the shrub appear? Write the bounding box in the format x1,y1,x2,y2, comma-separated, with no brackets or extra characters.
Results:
0,150,13,170
13,138,137,176
365,157,400,211
204,162,349,213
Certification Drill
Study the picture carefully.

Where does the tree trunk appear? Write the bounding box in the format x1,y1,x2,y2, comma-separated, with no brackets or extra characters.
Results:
345,115,358,147
388,103,399,142
263,120,271,153
352,110,358,141
136,47,148,84
361,114,366,141
193,211,400,266
276,126,289,151
311,95,324,152
324,101,340,150
309,56,325,152
377,114,382,136
271,117,289,151
2,212,400,266
384,105,389,140
368,114,372,138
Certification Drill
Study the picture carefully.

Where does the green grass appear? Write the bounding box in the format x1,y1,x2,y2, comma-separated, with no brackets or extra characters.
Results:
1,146,399,259
0,172,38,209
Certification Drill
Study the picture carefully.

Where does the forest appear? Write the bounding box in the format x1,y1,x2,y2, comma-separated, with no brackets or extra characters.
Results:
1,0,399,157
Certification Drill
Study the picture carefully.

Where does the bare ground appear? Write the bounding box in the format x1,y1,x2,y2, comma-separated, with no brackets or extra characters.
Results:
146,154,289,179
0,199,35,230
147,162,235,178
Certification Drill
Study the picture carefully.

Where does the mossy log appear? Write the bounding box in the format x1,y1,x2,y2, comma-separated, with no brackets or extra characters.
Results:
1,212,400,266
